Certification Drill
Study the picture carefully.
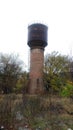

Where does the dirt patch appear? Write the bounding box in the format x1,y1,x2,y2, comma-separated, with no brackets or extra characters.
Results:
49,103,66,114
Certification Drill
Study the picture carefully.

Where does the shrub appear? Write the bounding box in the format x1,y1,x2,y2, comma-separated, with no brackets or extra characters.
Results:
60,83,73,97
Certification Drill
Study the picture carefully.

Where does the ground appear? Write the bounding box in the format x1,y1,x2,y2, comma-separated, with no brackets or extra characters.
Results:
0,94,73,130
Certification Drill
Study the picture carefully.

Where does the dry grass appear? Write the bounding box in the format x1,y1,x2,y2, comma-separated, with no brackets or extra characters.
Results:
0,94,73,130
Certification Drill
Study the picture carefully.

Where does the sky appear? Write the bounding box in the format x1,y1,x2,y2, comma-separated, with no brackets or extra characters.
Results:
0,0,73,70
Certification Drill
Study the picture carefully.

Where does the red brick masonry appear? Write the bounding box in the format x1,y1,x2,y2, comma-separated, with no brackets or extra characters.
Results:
29,47,44,94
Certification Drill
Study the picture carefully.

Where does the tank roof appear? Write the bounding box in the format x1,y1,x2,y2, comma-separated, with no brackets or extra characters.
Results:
28,23,48,29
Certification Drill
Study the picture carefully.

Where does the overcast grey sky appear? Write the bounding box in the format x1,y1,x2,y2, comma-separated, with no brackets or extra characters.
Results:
0,0,73,69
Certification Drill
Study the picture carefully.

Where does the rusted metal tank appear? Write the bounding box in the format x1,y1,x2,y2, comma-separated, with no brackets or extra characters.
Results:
28,23,48,48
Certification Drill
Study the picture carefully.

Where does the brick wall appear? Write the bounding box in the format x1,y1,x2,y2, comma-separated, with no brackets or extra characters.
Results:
29,47,44,94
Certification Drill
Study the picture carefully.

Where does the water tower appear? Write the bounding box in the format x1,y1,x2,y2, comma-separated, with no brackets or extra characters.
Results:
27,23,48,94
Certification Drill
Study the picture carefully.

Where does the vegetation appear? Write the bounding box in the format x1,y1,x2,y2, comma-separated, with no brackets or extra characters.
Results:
0,53,28,94
0,52,73,129
60,82,73,98
15,71,29,93
44,51,73,96
0,94,73,130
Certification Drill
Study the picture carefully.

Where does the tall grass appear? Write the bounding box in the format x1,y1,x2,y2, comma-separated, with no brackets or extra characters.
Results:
0,94,73,130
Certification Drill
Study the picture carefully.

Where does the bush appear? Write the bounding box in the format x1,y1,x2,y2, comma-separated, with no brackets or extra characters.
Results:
60,83,73,97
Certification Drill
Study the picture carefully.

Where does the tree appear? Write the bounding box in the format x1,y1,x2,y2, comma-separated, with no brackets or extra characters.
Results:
15,71,29,93
44,51,71,93
69,61,73,83
0,53,23,94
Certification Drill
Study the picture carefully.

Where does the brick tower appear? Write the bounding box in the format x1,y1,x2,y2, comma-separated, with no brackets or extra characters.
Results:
27,23,48,94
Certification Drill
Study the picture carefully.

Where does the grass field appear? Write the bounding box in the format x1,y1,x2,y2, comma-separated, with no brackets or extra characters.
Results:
0,94,73,130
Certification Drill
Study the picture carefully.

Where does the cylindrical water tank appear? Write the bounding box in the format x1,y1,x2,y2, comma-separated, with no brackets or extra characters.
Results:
27,23,48,47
